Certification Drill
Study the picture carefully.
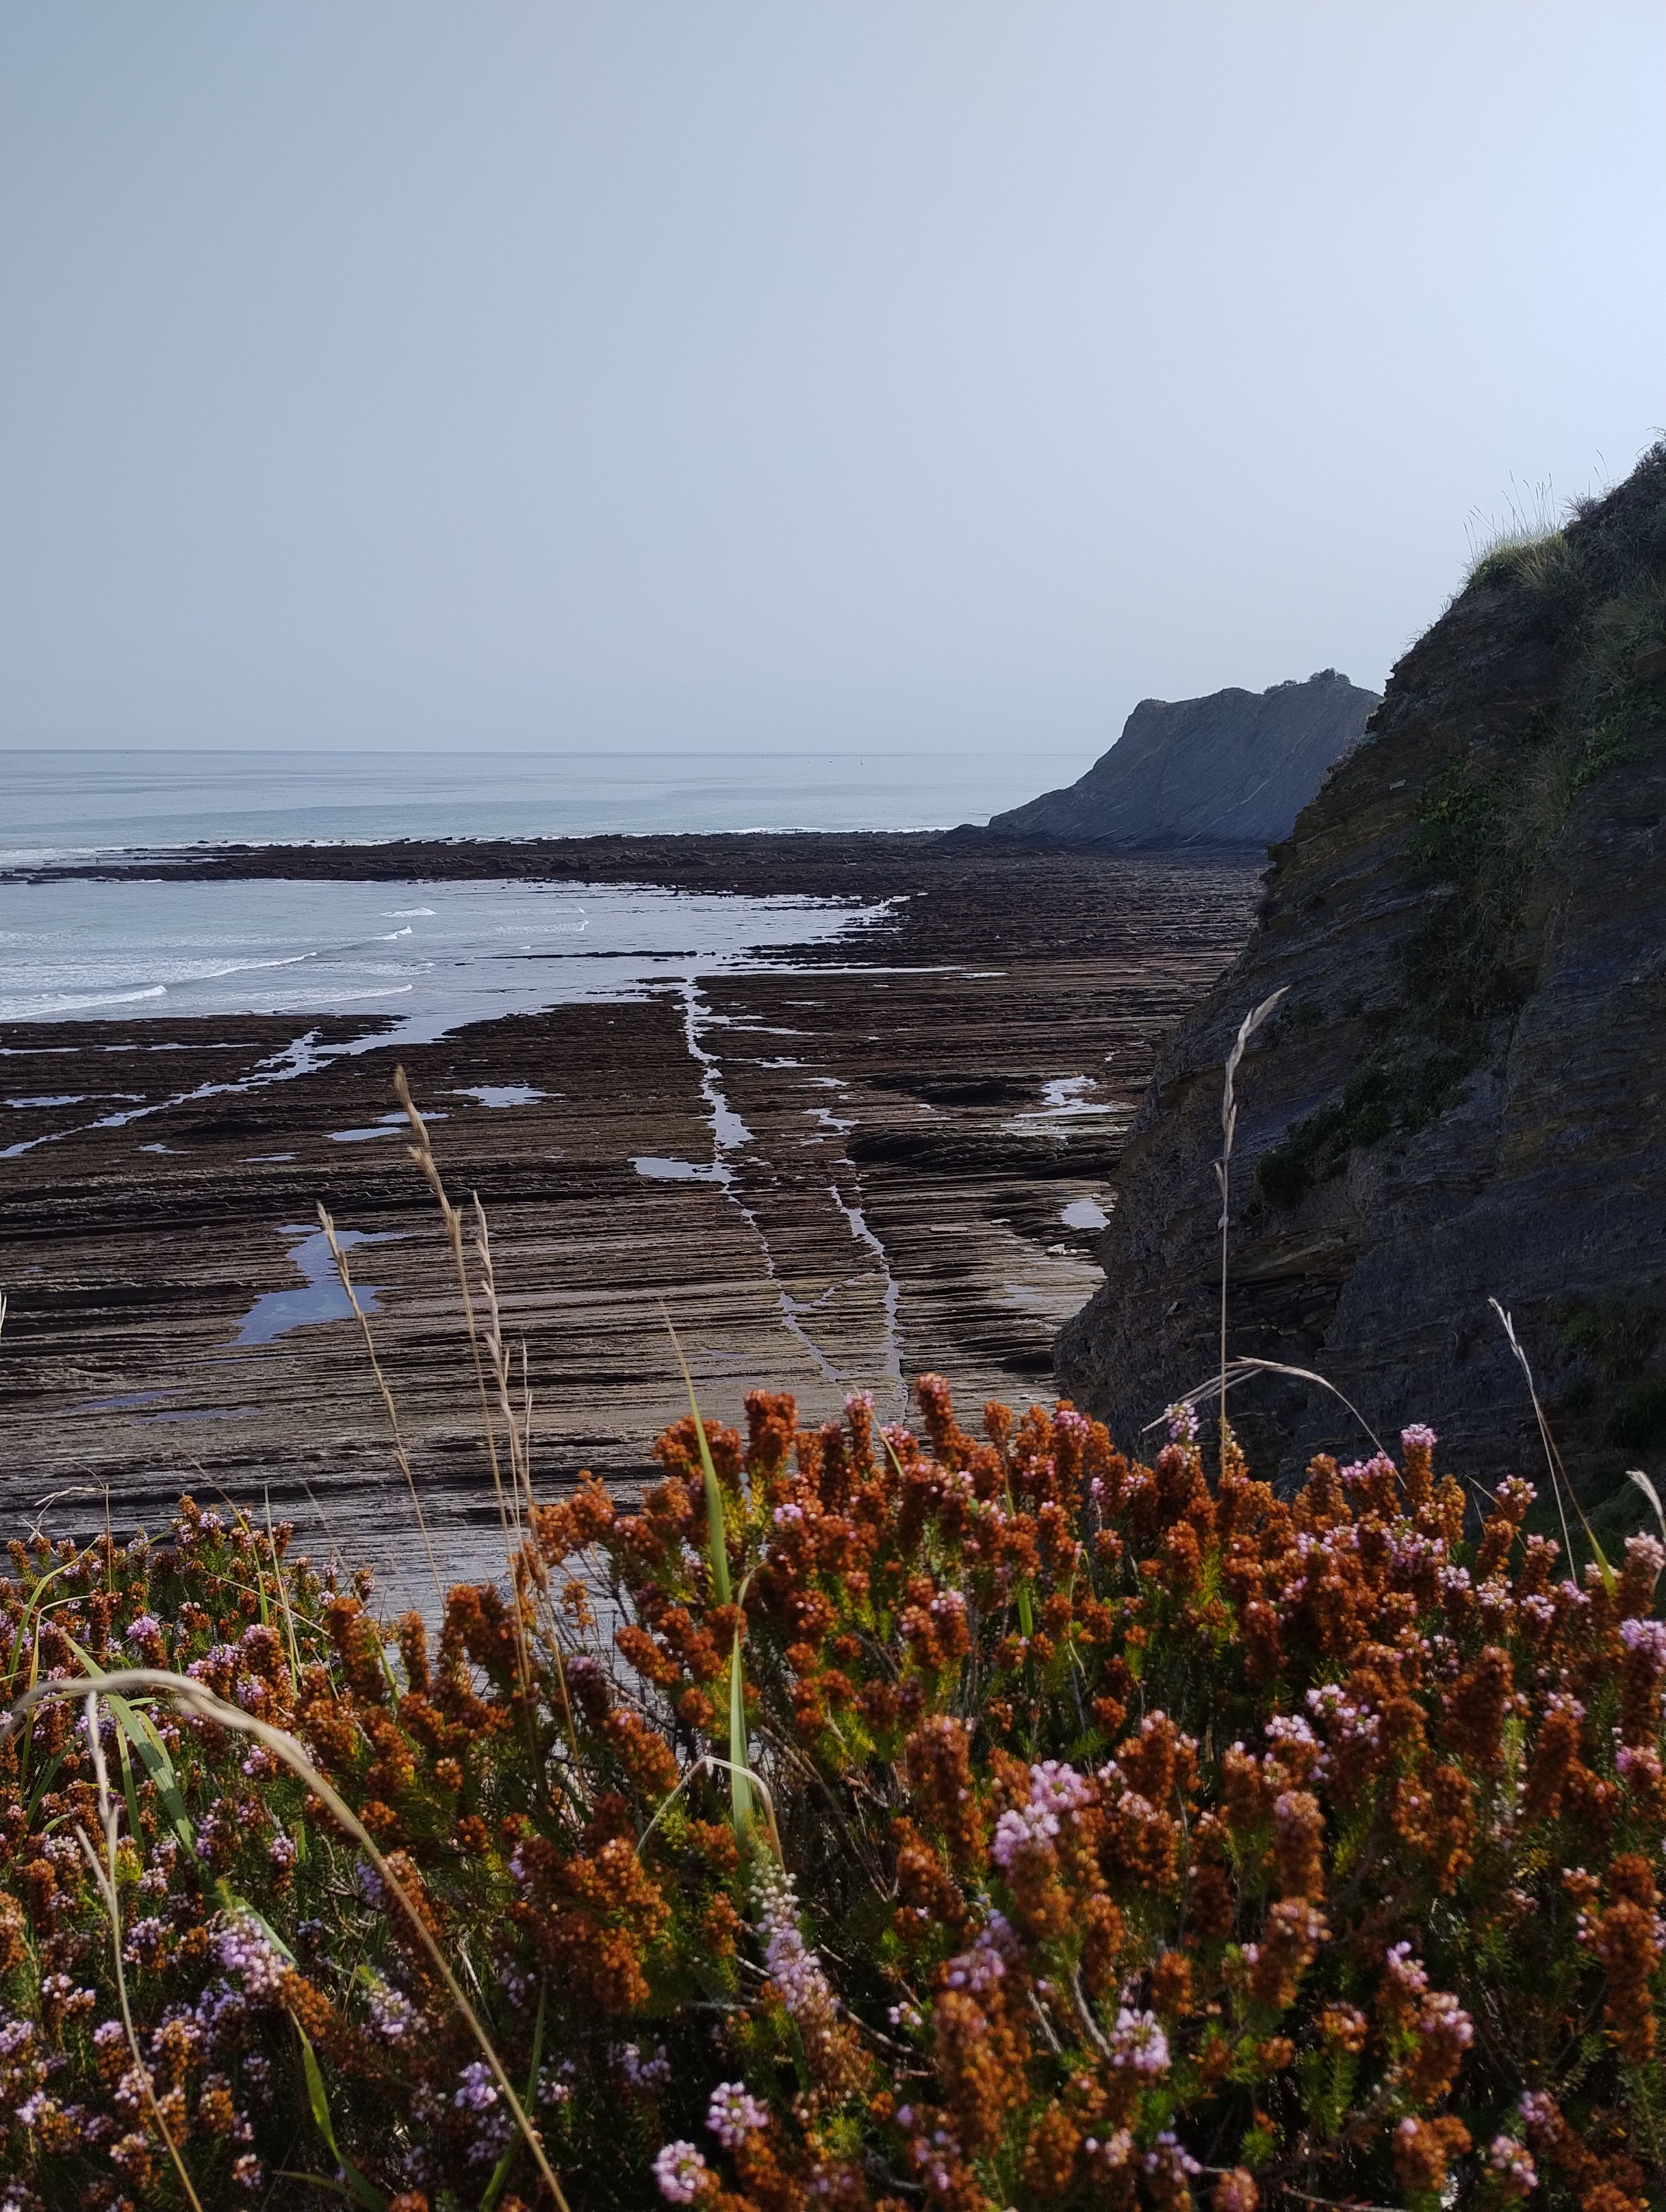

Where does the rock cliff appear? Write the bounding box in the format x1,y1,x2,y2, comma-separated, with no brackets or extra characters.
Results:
976,670,1379,850
1058,445,1666,1523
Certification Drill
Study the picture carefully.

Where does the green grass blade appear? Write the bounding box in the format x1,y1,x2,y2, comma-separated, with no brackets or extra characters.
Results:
482,1978,547,2211
113,1721,144,1855
727,1629,754,1841
106,1694,200,1864
296,2017,387,2211
276,2177,375,2204
24,1746,71,1828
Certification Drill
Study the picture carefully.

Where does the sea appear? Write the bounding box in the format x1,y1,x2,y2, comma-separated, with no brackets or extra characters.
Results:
1,744,1076,859
0,744,1074,1043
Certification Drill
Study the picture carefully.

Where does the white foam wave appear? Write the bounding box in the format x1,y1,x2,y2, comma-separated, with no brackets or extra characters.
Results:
0,984,169,1017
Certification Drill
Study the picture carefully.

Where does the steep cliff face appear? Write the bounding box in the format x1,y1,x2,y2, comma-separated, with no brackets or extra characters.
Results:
1058,447,1666,1520
979,670,1378,849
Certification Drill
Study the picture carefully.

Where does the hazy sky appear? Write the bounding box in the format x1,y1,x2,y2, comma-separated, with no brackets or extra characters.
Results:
2,3,1662,760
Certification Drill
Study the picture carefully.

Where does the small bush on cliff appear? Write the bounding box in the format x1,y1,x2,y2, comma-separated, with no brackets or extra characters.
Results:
3,1383,1665,2211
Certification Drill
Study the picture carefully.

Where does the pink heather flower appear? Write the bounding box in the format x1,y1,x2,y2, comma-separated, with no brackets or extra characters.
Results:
1143,2132,1201,2181
1029,1759,1093,1817
991,1802,1058,1871
114,2066,155,2116
367,1979,417,2042
1340,1452,1397,1488
1625,1532,1666,1579
941,1943,1005,1996
706,2081,769,2148
1109,2008,1170,2075
752,1862,840,2041
1490,2136,1537,2189
216,1914,286,2001
1165,1400,1200,1445
1384,1941,1429,1998
616,2043,673,2091
1620,1617,1666,1669
1265,1714,1318,1752
1084,2130,1135,2171
1419,1989,1475,2048
654,2141,710,2204
453,2061,499,2114
1618,1745,1663,1788
1401,1424,1438,1451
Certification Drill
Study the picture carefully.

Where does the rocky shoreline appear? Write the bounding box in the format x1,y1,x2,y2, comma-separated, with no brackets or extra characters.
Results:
2,833,1258,1601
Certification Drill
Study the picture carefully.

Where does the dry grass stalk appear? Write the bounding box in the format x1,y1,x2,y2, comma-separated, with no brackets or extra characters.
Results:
316,1200,444,1608
4,1667,574,2212
1490,1295,1616,1586
1151,1352,1387,1459
1215,989,1286,1463
393,1065,534,1691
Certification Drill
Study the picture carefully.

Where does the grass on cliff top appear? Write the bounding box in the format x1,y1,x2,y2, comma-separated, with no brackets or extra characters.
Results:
1255,446,1666,1235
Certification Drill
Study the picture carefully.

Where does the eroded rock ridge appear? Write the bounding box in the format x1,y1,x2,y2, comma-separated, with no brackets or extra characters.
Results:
975,669,1378,851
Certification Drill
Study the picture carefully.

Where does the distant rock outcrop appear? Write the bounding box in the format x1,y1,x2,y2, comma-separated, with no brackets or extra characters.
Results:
1056,445,1666,1517
975,671,1379,850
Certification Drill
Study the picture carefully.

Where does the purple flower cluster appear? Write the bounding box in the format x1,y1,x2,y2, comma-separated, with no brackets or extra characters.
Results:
653,2139,710,2203
215,1913,287,2002
991,1759,1092,1870
753,1860,840,2042
616,2042,673,2090
1490,2134,1537,2188
366,1978,417,2042
1108,2007,1170,2076
1620,1617,1666,1670
706,2079,768,2147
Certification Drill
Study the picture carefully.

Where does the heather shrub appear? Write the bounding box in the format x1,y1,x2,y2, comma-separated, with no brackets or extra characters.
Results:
3,1381,1665,2211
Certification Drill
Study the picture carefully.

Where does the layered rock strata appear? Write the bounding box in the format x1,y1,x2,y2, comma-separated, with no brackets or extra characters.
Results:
1,840,1257,1604
971,670,1378,850
1059,447,1666,1517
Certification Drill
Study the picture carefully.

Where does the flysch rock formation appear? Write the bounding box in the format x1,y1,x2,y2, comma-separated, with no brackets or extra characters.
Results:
967,670,1379,851
1,839,1257,1611
1058,444,1666,1522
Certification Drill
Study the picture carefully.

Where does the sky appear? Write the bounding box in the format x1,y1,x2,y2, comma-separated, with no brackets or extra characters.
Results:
1,2,1662,764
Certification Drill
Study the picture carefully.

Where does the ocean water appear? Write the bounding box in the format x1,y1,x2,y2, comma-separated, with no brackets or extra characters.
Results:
0,875,889,1044
0,745,1021,1053
0,744,1082,863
